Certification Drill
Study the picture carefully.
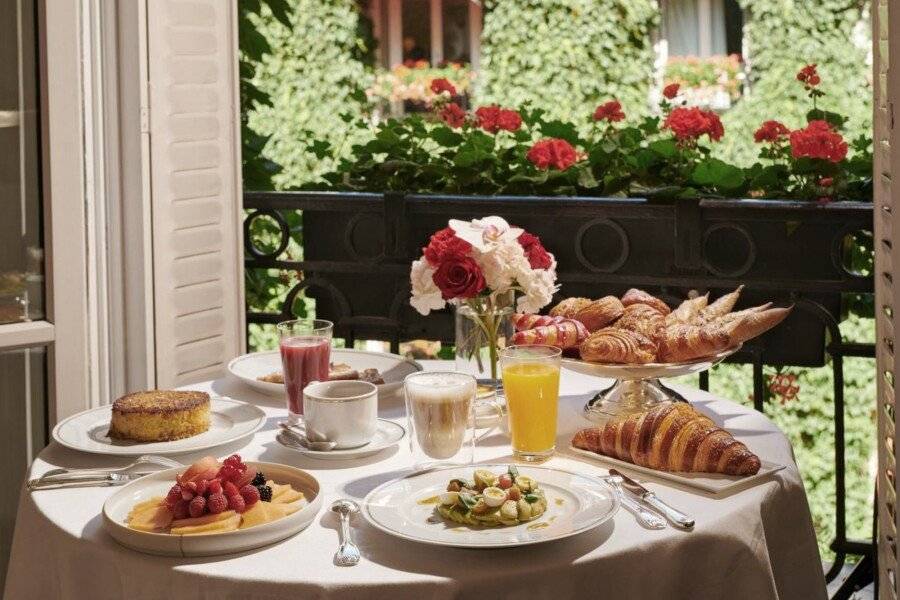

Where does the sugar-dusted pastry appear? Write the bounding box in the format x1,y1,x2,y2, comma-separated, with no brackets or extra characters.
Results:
511,313,567,332
572,402,761,476
328,363,360,381
715,303,773,325
659,322,732,362
701,285,744,320
620,288,671,316
574,296,625,332
108,390,210,443
549,297,593,319
510,320,588,349
614,303,666,345
579,328,657,364
257,371,283,384
666,293,710,325
726,306,792,345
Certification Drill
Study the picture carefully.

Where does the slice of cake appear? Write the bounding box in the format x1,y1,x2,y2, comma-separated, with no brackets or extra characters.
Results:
108,390,210,442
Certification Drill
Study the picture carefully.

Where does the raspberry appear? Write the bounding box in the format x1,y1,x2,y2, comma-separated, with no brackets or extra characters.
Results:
207,493,228,514
227,494,246,513
251,472,266,487
195,479,209,497
184,481,198,493
172,500,190,520
257,485,272,502
188,495,207,518
208,479,222,495
224,454,241,465
239,485,260,505
223,481,239,497
181,486,195,502
165,484,183,507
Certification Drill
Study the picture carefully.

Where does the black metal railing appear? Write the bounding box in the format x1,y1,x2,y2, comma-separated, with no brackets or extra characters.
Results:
244,190,875,594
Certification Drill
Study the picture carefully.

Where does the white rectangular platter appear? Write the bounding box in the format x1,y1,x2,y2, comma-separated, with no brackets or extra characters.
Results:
567,445,785,495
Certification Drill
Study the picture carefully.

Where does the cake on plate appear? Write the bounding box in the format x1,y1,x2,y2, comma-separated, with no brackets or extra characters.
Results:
108,390,210,442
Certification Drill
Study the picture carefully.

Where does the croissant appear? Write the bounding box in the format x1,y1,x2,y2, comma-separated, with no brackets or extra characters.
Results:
615,303,666,345
579,328,657,364
659,322,732,362
701,285,744,320
511,313,567,332
549,297,592,319
510,320,588,349
574,296,625,332
666,293,710,325
621,288,671,315
726,306,792,345
572,402,761,476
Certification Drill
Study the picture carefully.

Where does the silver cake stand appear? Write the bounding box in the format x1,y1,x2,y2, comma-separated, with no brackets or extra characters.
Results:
562,344,741,423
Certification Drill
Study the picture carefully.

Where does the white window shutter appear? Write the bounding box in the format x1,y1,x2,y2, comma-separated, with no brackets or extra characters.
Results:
143,0,245,387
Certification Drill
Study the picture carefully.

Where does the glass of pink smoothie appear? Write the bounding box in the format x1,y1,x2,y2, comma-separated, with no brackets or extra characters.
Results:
276,319,333,423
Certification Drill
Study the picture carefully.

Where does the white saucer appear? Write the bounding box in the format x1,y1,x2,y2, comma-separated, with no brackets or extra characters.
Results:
275,419,405,460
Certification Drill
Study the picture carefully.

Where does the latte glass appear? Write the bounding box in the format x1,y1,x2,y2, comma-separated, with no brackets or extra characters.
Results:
403,371,500,470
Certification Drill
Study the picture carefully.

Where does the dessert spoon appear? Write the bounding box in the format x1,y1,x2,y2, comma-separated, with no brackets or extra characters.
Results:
278,422,337,451
331,499,361,566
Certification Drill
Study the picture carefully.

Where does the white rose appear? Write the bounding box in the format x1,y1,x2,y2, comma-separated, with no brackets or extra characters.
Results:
478,239,529,293
409,258,445,315
516,268,559,314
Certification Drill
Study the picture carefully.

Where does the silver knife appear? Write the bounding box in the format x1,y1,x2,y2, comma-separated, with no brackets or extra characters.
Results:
26,472,151,491
609,469,695,529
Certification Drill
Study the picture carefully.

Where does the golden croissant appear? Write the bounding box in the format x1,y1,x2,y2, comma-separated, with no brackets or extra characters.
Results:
615,303,666,345
621,288,671,315
571,402,761,476
667,293,710,325
579,327,657,364
574,295,624,332
549,297,592,319
659,322,732,362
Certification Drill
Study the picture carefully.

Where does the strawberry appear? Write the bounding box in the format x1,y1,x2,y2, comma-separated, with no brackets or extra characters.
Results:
207,493,228,514
172,500,190,520
239,485,260,506
165,484,183,507
227,494,246,513
188,495,207,518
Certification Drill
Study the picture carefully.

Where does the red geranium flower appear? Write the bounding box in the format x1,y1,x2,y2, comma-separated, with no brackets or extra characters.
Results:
440,103,466,128
753,120,790,143
432,255,486,300
819,177,834,187
475,106,522,133
496,109,523,132
526,138,578,171
663,106,724,142
796,64,820,87
423,227,471,266
662,83,680,99
517,232,553,270
430,78,457,96
592,100,625,123
789,120,848,163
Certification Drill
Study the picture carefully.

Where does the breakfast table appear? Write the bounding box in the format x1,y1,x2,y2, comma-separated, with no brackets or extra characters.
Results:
5,360,826,600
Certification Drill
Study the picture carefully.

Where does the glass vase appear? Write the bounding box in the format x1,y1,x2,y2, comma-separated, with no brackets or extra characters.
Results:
454,292,515,382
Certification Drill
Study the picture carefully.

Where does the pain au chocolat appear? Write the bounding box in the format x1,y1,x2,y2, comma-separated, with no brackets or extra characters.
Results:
108,390,211,443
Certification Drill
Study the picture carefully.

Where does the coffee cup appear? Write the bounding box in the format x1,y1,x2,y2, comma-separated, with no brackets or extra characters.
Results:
302,380,378,448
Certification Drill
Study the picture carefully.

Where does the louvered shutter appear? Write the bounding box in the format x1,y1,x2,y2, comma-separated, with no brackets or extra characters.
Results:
143,0,245,387
876,1,900,597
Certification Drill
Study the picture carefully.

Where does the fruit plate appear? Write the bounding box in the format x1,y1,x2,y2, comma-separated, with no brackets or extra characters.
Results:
228,348,423,397
52,397,266,456
561,345,741,381
363,464,618,549
103,461,322,557
567,446,786,495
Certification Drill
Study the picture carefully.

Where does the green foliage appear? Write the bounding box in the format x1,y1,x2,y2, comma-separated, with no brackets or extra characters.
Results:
476,0,658,122
246,0,375,189
714,0,872,167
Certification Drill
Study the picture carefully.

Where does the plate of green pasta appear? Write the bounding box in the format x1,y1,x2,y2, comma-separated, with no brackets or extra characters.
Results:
362,464,619,548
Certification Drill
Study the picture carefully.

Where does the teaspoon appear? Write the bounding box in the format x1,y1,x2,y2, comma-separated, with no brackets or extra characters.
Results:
331,499,361,566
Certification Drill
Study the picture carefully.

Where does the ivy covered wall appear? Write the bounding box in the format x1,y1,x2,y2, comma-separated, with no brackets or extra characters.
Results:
476,0,659,122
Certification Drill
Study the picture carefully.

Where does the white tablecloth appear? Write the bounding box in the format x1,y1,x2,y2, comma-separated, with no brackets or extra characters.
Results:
5,361,826,600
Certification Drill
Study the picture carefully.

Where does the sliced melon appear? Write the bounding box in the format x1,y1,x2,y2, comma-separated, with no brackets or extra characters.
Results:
127,504,174,532
171,513,241,535
238,501,270,529
271,489,304,505
267,500,305,518
266,480,293,501
130,496,165,515
171,510,236,529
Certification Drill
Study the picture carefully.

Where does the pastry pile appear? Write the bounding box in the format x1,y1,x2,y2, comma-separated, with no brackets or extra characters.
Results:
511,286,790,365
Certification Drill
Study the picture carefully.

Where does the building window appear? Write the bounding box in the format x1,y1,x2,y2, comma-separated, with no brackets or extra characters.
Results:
662,0,743,58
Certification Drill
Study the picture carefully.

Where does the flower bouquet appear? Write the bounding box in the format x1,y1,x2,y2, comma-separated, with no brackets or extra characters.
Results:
410,217,558,379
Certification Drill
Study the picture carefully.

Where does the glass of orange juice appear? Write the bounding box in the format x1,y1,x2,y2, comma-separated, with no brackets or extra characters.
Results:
500,345,561,462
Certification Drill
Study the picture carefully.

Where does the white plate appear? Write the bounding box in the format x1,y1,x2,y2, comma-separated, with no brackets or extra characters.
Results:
275,419,405,460
52,397,266,456
567,445,785,495
228,348,423,397
561,345,741,380
363,464,618,548
103,461,322,556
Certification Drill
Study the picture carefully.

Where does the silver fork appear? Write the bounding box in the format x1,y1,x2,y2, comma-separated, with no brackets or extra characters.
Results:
331,499,361,566
39,454,183,480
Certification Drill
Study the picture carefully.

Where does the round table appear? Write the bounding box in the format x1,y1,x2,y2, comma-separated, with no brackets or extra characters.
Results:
5,361,826,600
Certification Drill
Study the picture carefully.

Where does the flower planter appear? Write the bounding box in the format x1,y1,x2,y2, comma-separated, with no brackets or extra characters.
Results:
244,191,873,368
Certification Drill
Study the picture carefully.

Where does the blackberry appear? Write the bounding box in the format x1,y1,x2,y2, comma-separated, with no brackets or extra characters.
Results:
251,471,266,487
257,485,273,502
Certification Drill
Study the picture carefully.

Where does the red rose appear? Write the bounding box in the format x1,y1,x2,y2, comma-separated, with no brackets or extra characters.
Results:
440,103,466,128
754,120,790,143
430,78,457,96
432,255,486,300
527,138,578,171
796,64,820,87
819,177,834,187
475,105,501,132
496,109,522,132
663,107,724,142
423,227,472,266
592,100,625,123
789,120,848,163
662,83,680,99
517,231,553,270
